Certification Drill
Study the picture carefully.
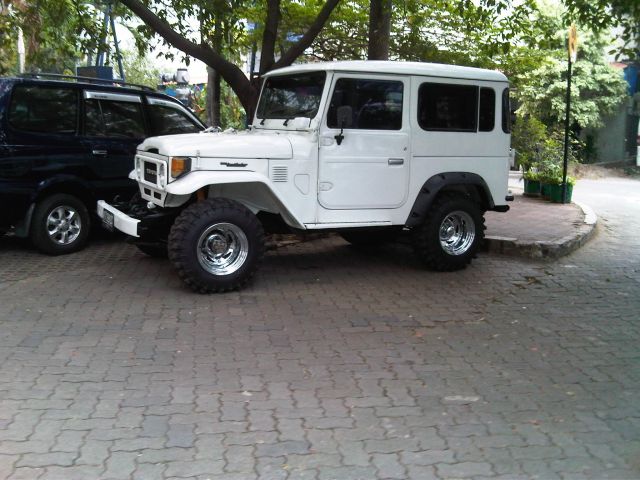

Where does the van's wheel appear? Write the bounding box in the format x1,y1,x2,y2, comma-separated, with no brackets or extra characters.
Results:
168,198,265,293
31,194,90,255
413,193,484,271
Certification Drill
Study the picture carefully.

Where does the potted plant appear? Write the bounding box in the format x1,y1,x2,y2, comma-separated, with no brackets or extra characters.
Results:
548,176,575,203
523,170,541,196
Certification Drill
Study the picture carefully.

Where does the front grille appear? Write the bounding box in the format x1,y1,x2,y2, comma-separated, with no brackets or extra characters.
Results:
144,161,158,184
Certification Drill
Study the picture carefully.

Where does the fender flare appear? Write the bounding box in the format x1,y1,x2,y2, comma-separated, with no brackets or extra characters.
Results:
405,172,495,228
165,170,305,229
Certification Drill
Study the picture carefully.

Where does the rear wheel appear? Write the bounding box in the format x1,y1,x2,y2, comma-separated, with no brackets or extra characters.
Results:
168,198,265,293
31,194,90,255
413,193,484,271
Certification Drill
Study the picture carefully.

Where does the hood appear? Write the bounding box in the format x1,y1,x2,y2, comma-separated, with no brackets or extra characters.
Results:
138,131,293,159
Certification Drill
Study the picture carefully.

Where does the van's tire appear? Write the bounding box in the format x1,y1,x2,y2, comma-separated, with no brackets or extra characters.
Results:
31,194,90,255
168,198,265,293
413,193,484,271
136,243,168,258
340,228,400,247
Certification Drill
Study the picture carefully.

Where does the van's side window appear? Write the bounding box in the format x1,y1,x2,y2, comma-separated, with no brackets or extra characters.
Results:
479,88,495,132
84,99,145,138
418,83,478,132
327,78,403,130
9,86,77,134
148,105,201,135
502,88,511,133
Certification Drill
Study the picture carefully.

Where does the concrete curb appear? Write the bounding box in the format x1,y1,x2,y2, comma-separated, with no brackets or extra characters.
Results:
484,201,598,260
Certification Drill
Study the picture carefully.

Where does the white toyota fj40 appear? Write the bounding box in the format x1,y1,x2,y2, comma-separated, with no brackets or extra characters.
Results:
98,61,513,293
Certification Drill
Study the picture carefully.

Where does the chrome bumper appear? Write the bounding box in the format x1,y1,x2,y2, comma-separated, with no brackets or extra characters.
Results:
97,200,140,238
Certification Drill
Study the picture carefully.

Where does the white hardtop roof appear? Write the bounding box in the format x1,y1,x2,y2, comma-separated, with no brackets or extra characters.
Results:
264,60,508,83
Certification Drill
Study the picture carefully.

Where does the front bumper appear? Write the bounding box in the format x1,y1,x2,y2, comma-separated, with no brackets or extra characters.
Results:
97,200,140,237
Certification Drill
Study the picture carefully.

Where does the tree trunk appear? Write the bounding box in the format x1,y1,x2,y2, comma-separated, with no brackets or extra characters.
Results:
206,67,221,127
367,0,391,60
206,11,223,128
120,0,341,115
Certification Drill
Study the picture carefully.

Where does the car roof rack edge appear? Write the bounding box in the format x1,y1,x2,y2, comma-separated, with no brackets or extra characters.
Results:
18,73,156,92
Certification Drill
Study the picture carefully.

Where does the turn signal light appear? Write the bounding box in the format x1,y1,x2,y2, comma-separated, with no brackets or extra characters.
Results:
170,156,191,179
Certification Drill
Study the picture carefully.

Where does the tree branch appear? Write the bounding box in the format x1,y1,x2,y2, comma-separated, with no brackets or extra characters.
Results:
273,0,341,69
259,0,281,73
119,0,256,112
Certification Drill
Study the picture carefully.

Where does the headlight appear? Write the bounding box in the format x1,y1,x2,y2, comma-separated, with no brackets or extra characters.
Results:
170,156,191,179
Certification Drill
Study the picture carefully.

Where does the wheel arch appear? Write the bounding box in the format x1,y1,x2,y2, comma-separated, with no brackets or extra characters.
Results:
33,176,95,209
15,176,94,237
405,172,494,228
165,171,305,230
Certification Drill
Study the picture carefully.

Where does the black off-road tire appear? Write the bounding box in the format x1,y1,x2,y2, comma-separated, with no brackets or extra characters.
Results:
168,198,265,293
31,193,91,255
412,193,485,271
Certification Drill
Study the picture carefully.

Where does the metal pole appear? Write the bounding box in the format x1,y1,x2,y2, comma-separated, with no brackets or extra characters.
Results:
109,3,125,81
561,50,572,204
96,7,110,67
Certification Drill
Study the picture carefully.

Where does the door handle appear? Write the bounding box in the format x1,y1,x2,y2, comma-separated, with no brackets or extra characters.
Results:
92,149,108,156
388,158,404,166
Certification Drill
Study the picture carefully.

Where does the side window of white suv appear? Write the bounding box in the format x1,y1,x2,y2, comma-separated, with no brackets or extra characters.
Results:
327,78,403,130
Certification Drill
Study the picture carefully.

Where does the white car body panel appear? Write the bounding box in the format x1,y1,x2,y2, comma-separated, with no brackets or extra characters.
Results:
116,61,512,233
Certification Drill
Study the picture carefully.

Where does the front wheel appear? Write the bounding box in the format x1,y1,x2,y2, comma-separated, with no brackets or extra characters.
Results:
31,194,90,255
168,198,265,293
413,193,484,271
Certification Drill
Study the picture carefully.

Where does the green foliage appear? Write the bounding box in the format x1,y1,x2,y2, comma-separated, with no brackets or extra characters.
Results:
192,82,245,129
564,0,640,60
120,50,160,88
516,31,628,132
513,111,581,184
512,116,549,172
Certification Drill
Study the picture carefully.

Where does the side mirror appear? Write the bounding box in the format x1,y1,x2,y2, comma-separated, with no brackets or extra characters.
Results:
336,105,353,128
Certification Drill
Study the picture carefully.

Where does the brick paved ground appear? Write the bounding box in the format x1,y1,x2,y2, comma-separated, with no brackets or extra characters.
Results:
0,179,638,479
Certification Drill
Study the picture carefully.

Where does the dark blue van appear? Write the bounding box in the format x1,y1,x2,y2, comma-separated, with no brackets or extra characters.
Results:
0,74,205,254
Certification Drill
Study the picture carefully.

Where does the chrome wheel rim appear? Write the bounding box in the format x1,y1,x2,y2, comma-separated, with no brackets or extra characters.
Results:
439,210,475,256
46,205,81,245
197,222,249,275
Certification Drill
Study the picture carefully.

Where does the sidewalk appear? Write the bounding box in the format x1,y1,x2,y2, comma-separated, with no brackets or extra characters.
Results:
484,184,597,259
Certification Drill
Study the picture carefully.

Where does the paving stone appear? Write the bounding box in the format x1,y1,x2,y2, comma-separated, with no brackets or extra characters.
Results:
0,183,639,479
256,440,310,457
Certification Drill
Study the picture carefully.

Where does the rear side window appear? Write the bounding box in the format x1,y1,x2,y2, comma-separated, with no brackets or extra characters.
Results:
9,85,78,134
418,83,478,132
327,78,403,130
479,87,496,132
147,104,201,135
84,99,145,138
502,88,511,133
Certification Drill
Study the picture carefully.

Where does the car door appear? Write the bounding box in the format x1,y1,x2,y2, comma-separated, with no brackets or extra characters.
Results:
318,74,410,210
2,83,85,226
82,90,146,201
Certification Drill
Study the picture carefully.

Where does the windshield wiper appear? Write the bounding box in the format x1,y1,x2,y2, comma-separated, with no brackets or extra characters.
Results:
283,117,293,126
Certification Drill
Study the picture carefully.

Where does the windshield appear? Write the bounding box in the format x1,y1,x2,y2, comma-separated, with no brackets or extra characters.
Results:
256,72,326,120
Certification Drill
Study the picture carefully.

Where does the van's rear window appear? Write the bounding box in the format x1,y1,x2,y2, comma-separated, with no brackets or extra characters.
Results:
9,85,78,134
